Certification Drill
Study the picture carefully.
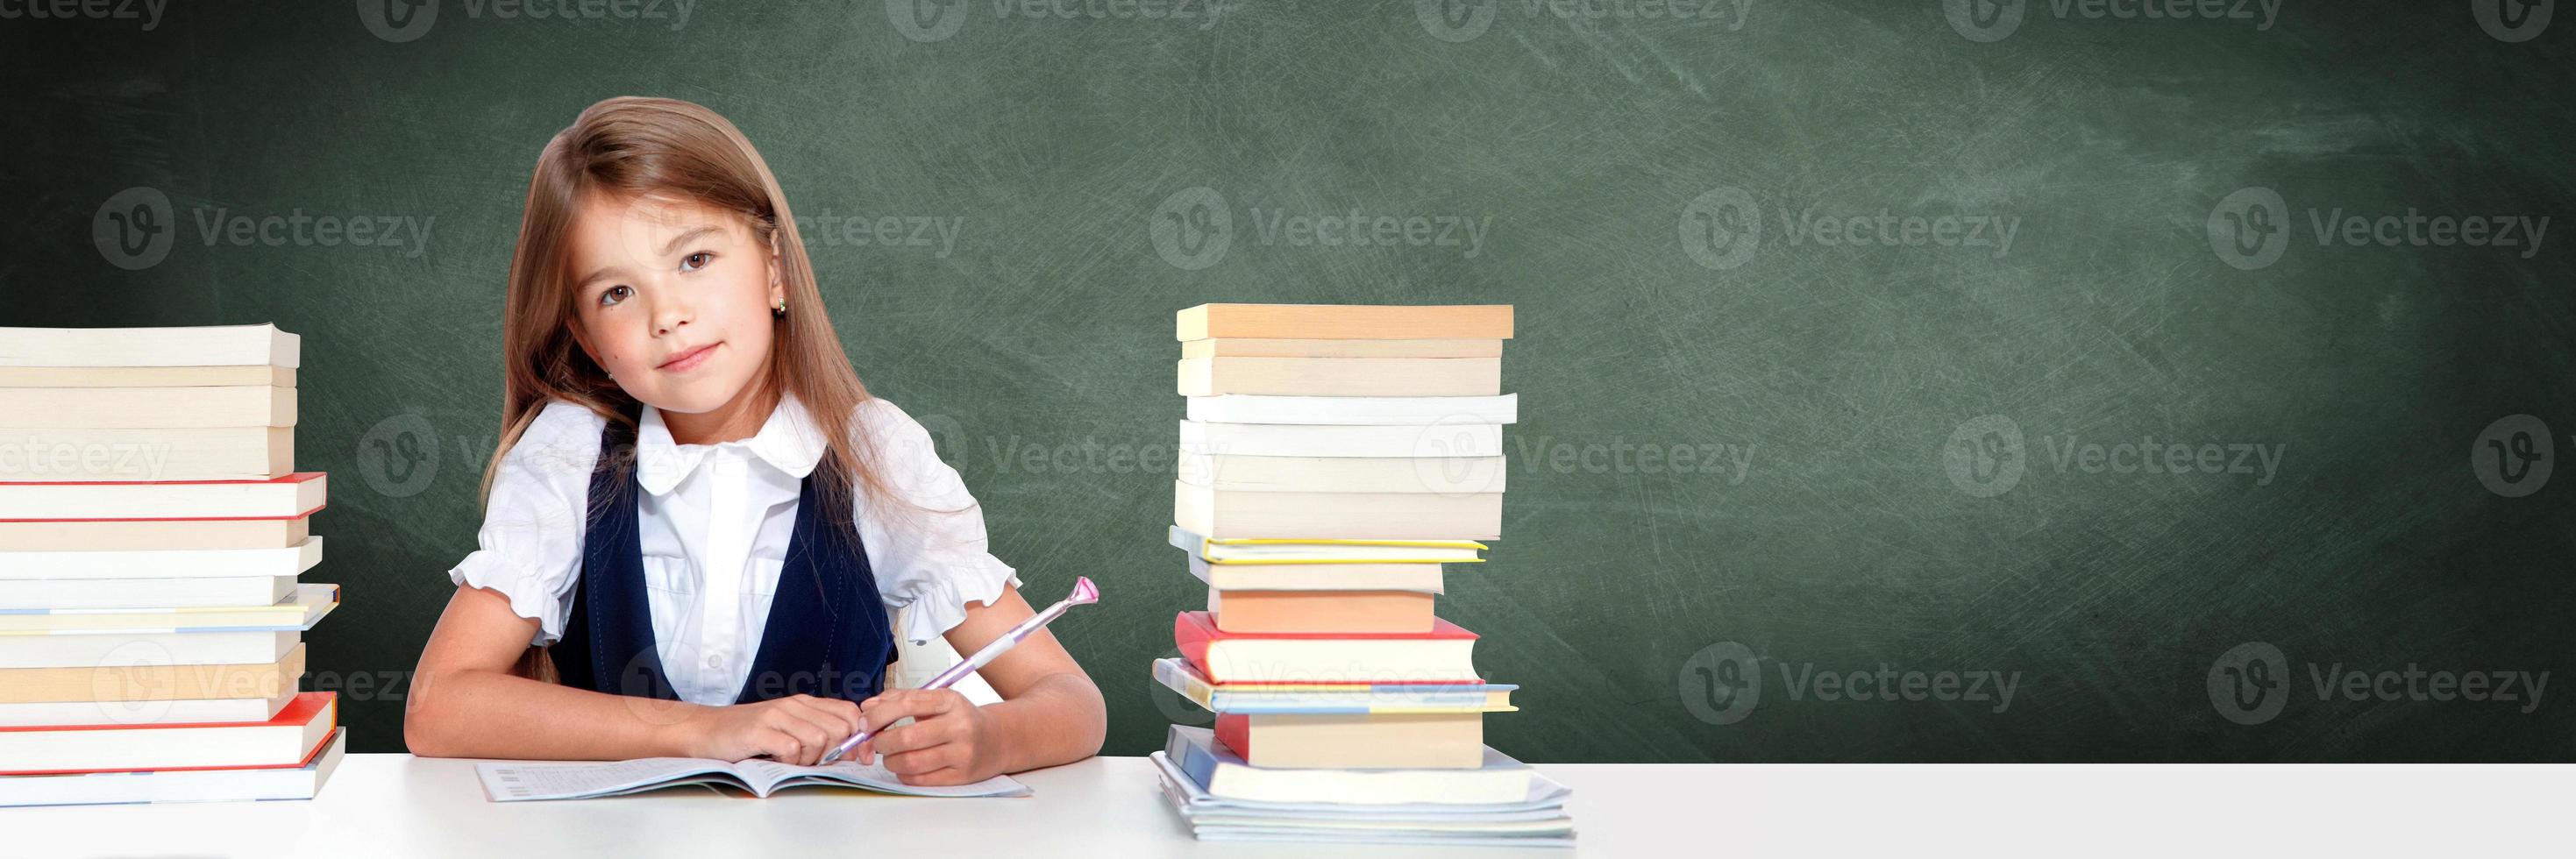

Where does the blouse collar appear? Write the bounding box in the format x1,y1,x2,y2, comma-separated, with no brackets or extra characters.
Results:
635,392,827,495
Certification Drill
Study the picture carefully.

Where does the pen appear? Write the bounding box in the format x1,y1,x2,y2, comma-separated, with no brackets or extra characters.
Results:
817,576,1100,765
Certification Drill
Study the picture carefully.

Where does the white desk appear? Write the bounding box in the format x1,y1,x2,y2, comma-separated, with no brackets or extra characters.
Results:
5,756,2561,857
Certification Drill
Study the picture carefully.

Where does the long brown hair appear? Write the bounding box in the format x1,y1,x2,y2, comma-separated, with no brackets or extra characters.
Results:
481,96,893,527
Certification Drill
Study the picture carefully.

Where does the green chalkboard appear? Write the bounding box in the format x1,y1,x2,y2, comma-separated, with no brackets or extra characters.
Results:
1,0,2568,762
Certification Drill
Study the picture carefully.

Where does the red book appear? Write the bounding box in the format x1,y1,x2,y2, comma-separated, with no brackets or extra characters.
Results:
0,692,336,775
1173,611,1481,685
0,472,325,522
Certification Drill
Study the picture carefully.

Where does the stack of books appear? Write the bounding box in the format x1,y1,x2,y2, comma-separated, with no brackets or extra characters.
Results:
0,324,343,806
1151,304,1573,848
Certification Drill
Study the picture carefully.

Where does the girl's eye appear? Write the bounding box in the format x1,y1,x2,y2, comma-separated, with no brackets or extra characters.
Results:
599,285,634,307
680,252,713,273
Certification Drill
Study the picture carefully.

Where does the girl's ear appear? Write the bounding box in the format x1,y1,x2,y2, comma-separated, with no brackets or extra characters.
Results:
766,245,785,309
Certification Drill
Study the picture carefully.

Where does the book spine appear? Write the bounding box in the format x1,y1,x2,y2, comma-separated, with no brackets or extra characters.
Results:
1172,612,1214,678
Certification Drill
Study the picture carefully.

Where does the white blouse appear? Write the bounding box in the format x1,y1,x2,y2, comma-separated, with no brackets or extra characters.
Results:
446,394,1020,706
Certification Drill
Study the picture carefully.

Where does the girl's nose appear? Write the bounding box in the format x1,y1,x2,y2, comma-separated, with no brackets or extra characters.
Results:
650,291,694,336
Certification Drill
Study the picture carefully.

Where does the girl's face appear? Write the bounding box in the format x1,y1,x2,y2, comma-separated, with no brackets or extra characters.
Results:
564,192,783,417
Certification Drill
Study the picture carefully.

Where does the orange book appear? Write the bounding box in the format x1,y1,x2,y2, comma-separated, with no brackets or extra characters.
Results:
1207,587,1435,634
1176,304,1513,341
1215,711,1487,769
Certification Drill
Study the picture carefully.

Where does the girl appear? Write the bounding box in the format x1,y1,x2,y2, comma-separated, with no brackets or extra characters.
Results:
405,96,1105,785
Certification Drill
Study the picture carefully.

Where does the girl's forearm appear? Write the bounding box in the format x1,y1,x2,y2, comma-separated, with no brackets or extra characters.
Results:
405,666,705,760
977,671,1108,774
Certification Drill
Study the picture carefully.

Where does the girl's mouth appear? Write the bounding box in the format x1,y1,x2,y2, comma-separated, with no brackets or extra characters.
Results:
658,342,721,373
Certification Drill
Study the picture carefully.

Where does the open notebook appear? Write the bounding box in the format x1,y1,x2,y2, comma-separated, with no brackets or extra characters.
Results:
475,756,1030,801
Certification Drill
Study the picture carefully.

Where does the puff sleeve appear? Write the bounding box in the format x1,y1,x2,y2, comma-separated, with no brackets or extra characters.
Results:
444,400,601,647
850,398,1024,647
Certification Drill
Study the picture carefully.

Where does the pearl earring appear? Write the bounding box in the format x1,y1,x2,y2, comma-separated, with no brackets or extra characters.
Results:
773,298,788,317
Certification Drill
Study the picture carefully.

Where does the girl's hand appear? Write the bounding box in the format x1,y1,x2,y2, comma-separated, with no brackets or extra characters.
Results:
678,694,862,765
851,688,997,785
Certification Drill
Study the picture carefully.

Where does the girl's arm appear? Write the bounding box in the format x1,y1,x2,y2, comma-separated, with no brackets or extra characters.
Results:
850,584,1107,784
405,583,865,763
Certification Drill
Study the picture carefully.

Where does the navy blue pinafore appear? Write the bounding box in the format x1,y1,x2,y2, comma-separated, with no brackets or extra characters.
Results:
549,416,898,705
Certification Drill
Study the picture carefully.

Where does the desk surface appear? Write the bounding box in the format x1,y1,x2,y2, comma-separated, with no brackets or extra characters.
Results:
6,756,2560,857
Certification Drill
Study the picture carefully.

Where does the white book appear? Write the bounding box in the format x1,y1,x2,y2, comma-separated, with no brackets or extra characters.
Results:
1169,527,1484,564
0,426,293,482
0,365,294,387
1194,828,1575,848
1180,420,1504,458
1161,727,1534,806
1179,451,1505,493
0,728,341,807
0,574,297,610
0,536,322,580
0,472,324,520
1150,746,1569,815
1187,556,1444,593
475,757,1030,801
0,584,338,634
0,690,295,728
1185,394,1517,426
1178,357,1501,397
0,630,300,670
0,323,300,368
0,386,295,430
1175,481,1502,541
0,516,310,552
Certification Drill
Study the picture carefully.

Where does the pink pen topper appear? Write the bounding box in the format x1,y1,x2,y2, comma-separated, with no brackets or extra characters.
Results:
819,577,1099,764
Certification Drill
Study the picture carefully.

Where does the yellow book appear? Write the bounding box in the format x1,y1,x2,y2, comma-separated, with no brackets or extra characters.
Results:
1170,527,1484,564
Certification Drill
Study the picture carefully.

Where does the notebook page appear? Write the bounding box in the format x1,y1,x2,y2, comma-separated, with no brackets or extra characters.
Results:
747,757,1033,798
476,758,737,801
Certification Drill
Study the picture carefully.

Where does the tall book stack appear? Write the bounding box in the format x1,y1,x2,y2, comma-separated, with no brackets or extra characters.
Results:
1151,304,1574,848
0,324,344,806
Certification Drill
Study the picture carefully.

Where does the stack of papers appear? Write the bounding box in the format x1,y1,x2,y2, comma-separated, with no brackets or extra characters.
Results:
1151,725,1574,848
